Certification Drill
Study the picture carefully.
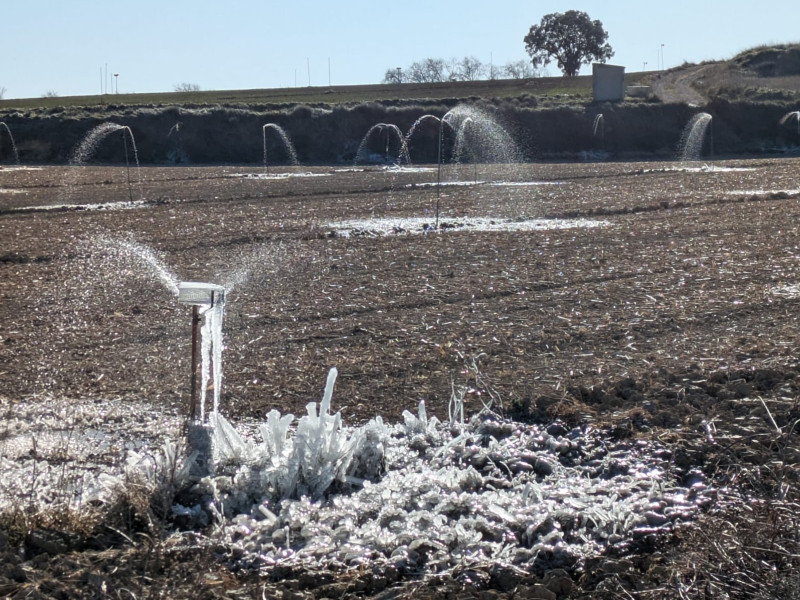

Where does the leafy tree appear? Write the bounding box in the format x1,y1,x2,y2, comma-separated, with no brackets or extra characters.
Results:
42,90,58,98
524,10,613,77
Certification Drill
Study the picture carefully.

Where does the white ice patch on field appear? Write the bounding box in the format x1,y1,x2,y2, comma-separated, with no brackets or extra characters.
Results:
328,216,609,237
489,181,563,187
726,189,800,196
387,166,437,173
231,172,331,180
771,284,800,298
12,200,147,212
0,396,184,512
641,165,756,174
177,390,710,575
407,180,484,188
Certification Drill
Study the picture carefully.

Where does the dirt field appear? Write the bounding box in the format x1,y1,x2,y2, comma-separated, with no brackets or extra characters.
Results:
2,159,800,598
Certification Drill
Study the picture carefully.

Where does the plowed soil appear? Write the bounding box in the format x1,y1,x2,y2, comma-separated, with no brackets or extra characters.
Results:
2,158,800,598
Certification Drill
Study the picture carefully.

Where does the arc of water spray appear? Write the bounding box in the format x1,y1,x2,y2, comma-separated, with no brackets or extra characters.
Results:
453,117,480,183
263,123,299,174
404,107,522,228
0,122,20,165
94,235,180,297
354,123,409,166
168,121,183,164
63,122,143,204
402,115,456,229
593,114,605,139
678,113,713,162
780,111,800,136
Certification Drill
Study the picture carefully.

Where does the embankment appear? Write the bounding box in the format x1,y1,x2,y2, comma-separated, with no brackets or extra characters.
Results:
1,97,799,165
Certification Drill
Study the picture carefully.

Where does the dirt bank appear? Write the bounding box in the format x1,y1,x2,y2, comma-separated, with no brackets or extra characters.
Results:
2,97,799,166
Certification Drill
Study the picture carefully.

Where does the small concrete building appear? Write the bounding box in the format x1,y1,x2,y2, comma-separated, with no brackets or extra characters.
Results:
592,63,625,102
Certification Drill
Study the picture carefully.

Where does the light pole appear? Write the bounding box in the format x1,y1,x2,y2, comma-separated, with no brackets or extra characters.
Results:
643,61,648,72
660,44,665,71
113,73,119,94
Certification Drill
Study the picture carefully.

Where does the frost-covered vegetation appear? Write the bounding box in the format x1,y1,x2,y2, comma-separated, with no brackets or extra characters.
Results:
82,369,713,578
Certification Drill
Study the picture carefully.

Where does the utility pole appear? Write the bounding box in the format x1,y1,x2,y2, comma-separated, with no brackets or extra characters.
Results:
307,58,311,87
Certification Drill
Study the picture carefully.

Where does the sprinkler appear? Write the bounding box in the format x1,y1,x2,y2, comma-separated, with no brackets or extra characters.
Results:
178,282,225,476
177,282,225,422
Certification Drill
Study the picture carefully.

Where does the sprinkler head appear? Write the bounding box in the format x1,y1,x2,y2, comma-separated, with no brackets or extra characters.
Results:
177,282,225,307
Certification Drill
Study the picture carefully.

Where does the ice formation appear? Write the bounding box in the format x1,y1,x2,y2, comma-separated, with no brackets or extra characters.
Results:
199,300,224,419
329,216,609,237
97,369,712,577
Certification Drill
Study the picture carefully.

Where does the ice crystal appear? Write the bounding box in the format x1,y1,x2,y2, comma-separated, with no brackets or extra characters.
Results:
161,370,713,576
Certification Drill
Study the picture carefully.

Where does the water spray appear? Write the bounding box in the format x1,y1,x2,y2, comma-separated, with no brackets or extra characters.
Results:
0,122,20,165
263,123,299,174
122,129,134,202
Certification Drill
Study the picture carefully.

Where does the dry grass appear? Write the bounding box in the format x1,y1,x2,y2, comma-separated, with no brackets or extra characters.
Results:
0,72,657,111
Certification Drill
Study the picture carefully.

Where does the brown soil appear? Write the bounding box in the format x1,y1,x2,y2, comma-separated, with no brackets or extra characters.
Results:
2,159,800,598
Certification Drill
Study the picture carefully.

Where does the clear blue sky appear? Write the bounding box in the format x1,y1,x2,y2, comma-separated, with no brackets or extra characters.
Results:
1,0,797,99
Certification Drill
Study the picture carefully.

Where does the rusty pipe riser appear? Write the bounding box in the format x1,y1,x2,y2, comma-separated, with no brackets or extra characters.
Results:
190,305,200,421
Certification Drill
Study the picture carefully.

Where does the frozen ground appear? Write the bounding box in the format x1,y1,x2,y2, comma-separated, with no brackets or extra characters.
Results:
327,216,608,236
0,370,712,580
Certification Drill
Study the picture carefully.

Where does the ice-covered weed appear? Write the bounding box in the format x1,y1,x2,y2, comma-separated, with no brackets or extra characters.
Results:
75,369,712,578
84,438,198,530
198,368,389,514
91,439,195,502
187,400,713,577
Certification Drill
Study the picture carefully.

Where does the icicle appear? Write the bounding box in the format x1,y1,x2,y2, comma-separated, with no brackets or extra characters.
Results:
321,367,337,415
198,300,224,420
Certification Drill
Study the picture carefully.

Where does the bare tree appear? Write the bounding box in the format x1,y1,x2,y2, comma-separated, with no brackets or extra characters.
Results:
503,60,540,79
382,56,493,83
174,83,201,92
408,58,446,83
444,58,463,81
382,68,406,84
42,90,58,98
457,56,486,81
